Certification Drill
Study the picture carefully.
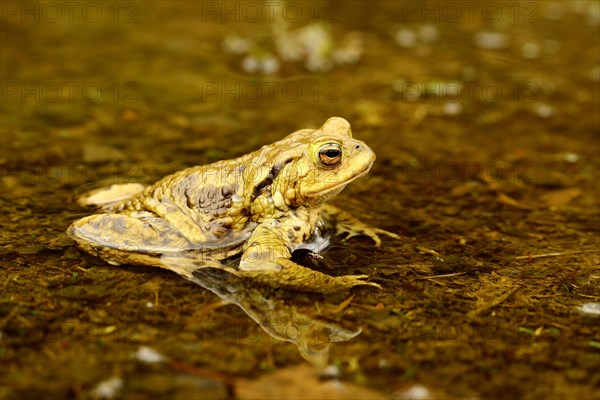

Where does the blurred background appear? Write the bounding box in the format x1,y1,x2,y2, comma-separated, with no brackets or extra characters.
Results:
1,1,599,399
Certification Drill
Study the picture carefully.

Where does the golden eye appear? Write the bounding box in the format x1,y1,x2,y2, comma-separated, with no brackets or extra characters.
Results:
318,143,342,166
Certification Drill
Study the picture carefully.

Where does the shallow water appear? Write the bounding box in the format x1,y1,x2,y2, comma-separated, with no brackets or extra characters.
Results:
1,1,599,399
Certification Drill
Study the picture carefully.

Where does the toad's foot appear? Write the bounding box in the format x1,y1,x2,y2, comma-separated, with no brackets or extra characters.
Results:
239,258,380,294
320,204,400,247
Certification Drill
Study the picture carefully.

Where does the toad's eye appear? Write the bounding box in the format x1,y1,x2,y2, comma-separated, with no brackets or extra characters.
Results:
318,143,342,166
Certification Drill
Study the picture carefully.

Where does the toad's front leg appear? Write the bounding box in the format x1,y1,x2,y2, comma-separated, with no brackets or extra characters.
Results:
238,222,380,294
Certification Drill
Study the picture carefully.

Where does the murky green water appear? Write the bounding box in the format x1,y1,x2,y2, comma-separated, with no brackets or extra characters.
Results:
1,1,599,399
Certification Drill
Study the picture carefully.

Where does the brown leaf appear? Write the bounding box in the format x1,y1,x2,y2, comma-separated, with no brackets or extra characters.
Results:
497,192,533,210
541,188,582,208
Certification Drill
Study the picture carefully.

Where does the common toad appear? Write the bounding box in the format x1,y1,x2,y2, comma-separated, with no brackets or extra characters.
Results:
68,117,398,293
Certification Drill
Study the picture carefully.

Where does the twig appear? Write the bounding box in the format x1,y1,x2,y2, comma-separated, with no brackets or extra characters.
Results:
467,286,519,318
409,272,467,286
187,301,231,323
0,306,20,325
414,272,467,279
515,250,599,260
416,246,443,258
578,293,600,300
329,294,355,314
417,277,447,286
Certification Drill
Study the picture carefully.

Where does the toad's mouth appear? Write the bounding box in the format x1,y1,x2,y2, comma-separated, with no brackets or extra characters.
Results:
323,164,372,192
302,161,374,199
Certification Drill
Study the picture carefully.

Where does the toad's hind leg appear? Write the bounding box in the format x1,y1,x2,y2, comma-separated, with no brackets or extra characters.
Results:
68,211,195,266
68,211,237,280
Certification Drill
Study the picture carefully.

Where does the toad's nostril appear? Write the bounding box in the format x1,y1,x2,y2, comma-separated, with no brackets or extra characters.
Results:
354,144,363,151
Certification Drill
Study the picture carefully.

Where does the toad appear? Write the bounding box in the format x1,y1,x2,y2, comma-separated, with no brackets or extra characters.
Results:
68,117,398,293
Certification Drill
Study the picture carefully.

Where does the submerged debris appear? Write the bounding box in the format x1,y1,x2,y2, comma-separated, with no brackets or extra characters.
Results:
136,346,166,363
90,377,124,400
474,31,509,50
394,28,417,48
578,302,600,316
223,23,363,74
393,25,439,49
241,52,280,74
319,364,341,379
396,384,431,400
